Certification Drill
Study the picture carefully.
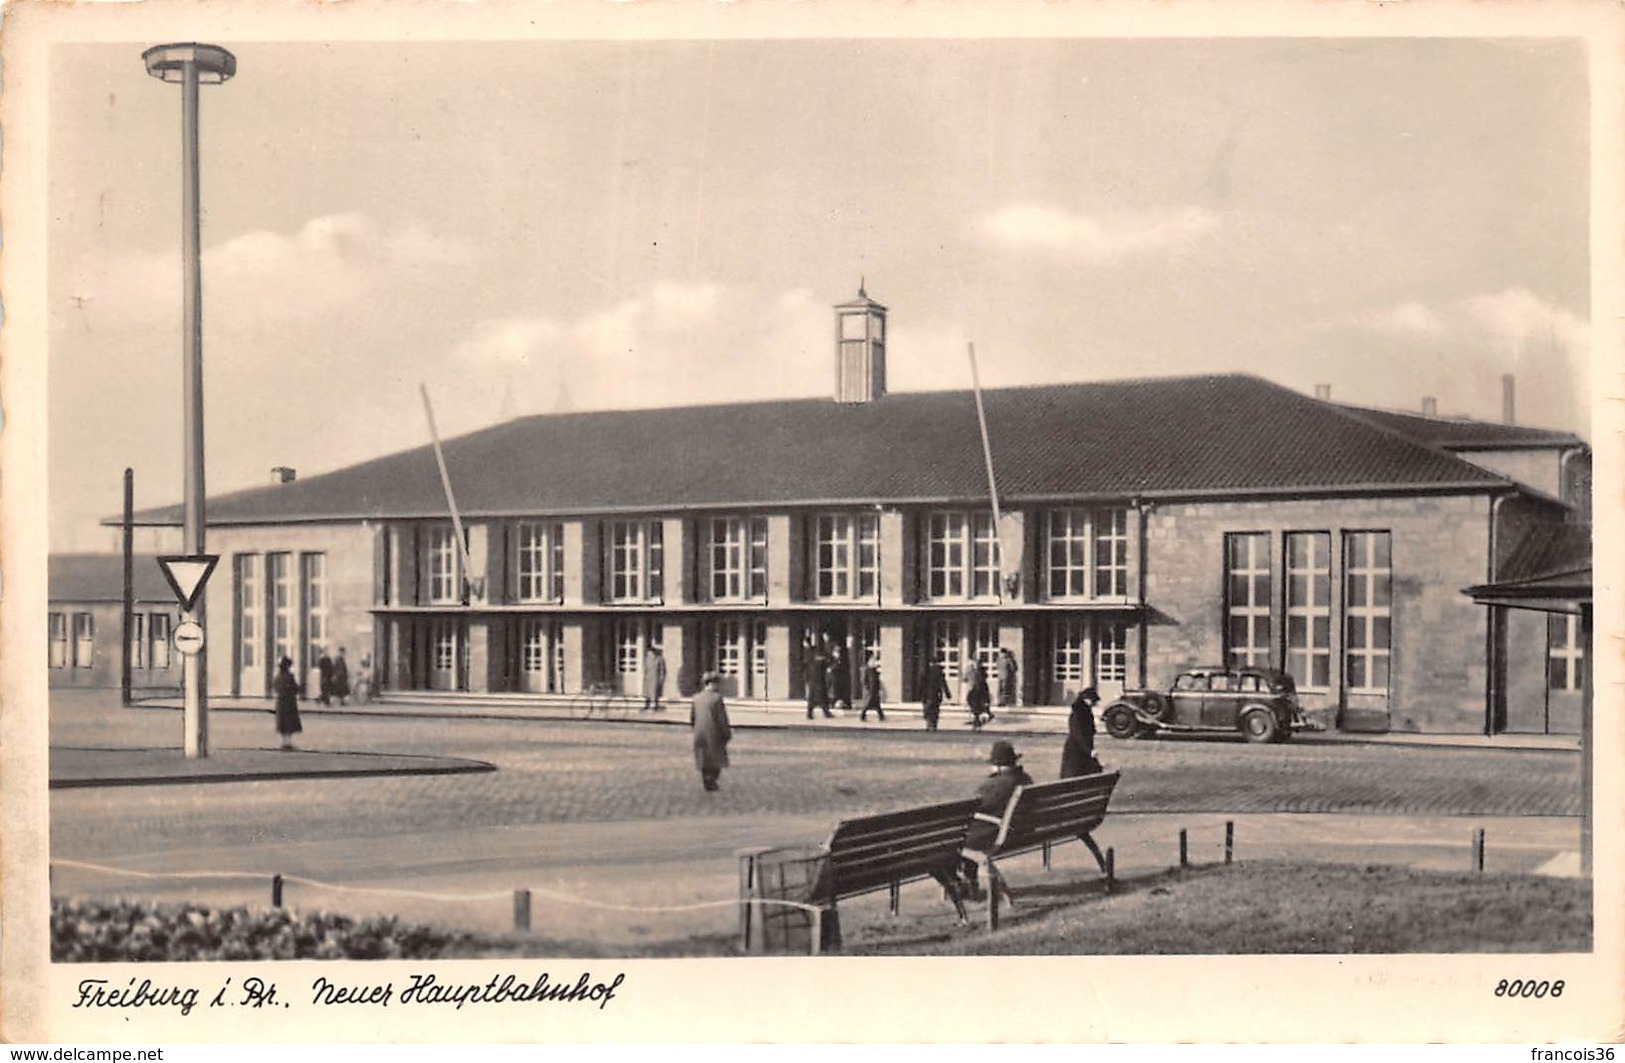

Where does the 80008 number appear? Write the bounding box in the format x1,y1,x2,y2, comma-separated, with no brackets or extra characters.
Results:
1494,979,1564,998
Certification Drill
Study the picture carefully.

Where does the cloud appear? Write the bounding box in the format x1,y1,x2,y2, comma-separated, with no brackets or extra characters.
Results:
978,203,1219,260
1359,301,1445,336
1345,289,1586,351
75,212,467,335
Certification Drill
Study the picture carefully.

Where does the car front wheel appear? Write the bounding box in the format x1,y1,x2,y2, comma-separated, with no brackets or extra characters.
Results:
1241,708,1278,744
1103,703,1143,740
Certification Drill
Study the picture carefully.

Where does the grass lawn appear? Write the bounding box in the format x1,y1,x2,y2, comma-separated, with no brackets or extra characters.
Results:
55,861,1590,960
841,861,1593,956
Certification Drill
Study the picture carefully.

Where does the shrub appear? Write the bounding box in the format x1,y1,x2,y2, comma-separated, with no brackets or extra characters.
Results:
52,898,476,962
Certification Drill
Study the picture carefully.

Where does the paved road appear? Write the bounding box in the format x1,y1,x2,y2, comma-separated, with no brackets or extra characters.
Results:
46,691,1582,950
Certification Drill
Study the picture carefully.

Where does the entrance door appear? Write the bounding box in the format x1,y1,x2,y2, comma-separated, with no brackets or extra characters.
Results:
929,618,964,702
429,618,462,691
519,618,561,693
267,553,295,692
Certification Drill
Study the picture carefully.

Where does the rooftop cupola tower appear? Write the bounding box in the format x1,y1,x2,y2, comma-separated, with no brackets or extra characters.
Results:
834,282,887,403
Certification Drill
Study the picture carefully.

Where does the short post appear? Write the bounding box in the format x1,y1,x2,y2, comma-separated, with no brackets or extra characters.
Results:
270,873,283,908
1225,820,1235,865
809,906,823,956
512,889,532,933
1472,828,1486,873
1105,847,1116,894
1041,839,1052,871
1179,828,1189,868
888,879,900,917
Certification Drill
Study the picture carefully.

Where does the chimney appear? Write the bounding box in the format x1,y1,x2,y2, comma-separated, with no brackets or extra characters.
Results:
1313,384,1331,401
833,282,888,404
1501,374,1516,425
271,466,297,484
1421,396,1437,417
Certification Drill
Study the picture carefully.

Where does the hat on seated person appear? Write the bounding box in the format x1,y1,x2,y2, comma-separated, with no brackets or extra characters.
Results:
988,740,1021,767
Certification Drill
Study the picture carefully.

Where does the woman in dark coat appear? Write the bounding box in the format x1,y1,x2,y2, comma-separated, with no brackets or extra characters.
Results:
919,657,949,731
1060,687,1103,777
804,640,832,719
331,647,352,706
690,672,733,791
859,654,885,722
273,656,302,750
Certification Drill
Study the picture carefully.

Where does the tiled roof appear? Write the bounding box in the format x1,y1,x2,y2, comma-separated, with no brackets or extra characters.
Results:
125,374,1513,526
1337,405,1585,451
1496,522,1591,585
49,554,180,604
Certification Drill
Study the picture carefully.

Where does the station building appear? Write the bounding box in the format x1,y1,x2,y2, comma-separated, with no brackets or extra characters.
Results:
118,289,1590,734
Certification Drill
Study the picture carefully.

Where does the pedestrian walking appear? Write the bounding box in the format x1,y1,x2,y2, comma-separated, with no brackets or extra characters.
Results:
919,655,949,731
828,644,853,712
859,653,886,722
642,645,667,712
354,653,375,705
804,636,832,719
1060,687,1103,778
273,656,302,750
965,659,993,730
331,646,351,706
1058,687,1109,869
690,671,733,792
998,648,1019,707
316,648,335,706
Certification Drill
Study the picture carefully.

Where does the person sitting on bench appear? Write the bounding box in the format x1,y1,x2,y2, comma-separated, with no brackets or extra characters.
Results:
957,740,1033,899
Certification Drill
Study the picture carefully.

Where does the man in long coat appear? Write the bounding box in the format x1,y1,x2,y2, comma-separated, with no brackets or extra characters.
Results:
316,649,335,706
919,656,949,731
690,671,733,792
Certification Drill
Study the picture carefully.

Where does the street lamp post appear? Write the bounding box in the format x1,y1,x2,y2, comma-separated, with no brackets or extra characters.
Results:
143,43,235,759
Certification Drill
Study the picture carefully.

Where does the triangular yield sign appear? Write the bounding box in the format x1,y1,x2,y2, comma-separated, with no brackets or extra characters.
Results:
157,555,220,613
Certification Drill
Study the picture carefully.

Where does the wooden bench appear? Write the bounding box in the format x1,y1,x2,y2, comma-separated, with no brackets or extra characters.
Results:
962,771,1121,929
740,798,979,952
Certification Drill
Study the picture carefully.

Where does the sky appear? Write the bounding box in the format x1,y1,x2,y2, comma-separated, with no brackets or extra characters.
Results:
47,36,1593,551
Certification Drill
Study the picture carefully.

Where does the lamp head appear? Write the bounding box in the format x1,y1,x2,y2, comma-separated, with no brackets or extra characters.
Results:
142,43,236,84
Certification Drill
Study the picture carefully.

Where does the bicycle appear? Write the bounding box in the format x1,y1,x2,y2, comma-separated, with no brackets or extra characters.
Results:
569,682,630,721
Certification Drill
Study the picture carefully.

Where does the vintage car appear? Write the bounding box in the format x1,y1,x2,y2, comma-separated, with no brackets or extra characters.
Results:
1100,666,1310,743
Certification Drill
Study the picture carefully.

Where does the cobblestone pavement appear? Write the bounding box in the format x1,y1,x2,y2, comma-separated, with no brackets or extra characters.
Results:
49,692,1579,859
41,692,1583,947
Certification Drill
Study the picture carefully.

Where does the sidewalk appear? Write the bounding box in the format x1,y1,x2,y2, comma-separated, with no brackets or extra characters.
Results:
129,693,1580,752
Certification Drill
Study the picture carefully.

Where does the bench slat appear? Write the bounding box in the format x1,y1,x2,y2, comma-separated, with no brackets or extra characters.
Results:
993,774,1120,855
821,799,978,900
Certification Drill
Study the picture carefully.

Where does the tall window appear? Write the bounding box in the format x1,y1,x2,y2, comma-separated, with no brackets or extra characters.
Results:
130,614,146,669
1225,533,1272,669
750,619,770,698
236,554,261,681
1285,532,1332,689
302,552,329,665
1097,621,1127,682
1344,531,1393,693
516,522,565,603
714,618,744,678
1051,618,1086,685
520,618,564,693
614,619,646,678
972,619,1001,677
73,613,95,668
813,513,879,599
48,613,67,669
150,614,172,670
926,511,1000,599
709,517,768,601
1095,508,1129,597
428,526,462,604
268,553,294,672
1046,508,1129,598
1548,613,1584,692
607,521,664,603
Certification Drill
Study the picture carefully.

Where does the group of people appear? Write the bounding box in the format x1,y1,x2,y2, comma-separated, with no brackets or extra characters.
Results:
802,637,886,722
918,648,1018,731
271,646,374,750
